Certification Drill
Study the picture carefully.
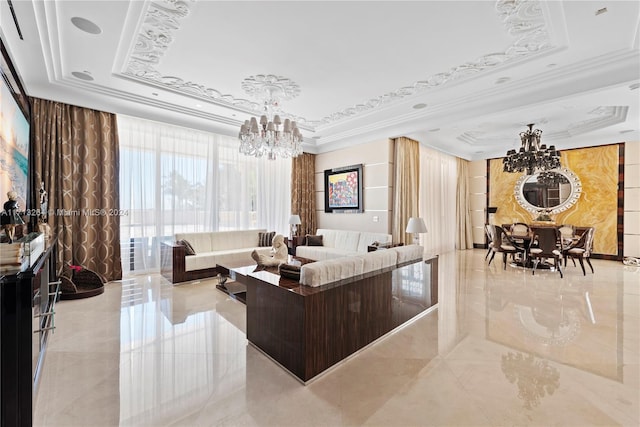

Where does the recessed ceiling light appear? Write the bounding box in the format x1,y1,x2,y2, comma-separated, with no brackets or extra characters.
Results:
429,128,440,132
412,103,427,109
495,77,511,84
71,71,93,81
620,129,635,134
595,7,607,16
547,63,557,68
152,92,159,96
71,17,102,34
195,104,202,108
629,83,640,90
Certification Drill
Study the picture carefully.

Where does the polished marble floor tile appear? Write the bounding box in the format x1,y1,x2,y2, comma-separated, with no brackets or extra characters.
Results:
33,250,640,426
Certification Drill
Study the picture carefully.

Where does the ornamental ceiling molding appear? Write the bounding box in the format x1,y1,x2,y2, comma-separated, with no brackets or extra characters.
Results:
456,106,628,145
120,0,554,130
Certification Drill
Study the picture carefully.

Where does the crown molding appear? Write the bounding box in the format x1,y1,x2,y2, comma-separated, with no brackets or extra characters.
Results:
116,0,556,131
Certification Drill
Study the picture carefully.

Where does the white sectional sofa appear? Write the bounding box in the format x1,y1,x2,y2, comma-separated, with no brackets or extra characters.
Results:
176,230,272,271
161,229,273,283
299,244,424,287
295,228,392,261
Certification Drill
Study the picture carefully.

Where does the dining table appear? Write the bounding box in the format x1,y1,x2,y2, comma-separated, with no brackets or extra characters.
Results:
503,225,584,270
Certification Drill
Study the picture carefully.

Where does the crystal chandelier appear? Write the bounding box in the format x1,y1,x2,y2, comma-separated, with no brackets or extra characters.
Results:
502,124,561,175
238,74,303,160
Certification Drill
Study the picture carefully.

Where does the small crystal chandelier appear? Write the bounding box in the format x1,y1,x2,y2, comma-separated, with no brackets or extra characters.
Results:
238,74,303,160
503,123,561,175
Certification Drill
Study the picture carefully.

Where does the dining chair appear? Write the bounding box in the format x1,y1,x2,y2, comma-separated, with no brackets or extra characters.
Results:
529,227,564,278
558,224,575,239
563,227,595,275
486,224,503,266
510,222,531,246
484,224,493,261
510,222,531,237
495,225,527,270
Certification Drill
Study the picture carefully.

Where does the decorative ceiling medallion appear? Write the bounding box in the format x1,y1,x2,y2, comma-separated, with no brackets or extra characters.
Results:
121,0,553,130
241,75,301,102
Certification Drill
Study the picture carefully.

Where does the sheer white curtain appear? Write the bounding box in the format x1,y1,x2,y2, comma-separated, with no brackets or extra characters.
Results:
419,145,458,255
118,115,291,274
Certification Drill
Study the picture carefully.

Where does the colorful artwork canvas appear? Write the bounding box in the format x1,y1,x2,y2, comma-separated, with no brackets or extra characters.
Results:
328,171,359,209
0,73,30,210
324,164,363,213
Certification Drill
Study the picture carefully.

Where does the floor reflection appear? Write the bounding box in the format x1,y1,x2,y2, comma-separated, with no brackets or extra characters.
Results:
501,351,560,409
32,250,639,427
485,277,622,381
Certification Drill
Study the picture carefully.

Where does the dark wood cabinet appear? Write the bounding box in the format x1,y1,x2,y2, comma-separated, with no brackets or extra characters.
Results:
1,237,58,426
246,255,438,382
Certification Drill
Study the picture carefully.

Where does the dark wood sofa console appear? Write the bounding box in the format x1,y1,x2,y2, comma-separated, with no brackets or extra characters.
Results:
246,255,438,383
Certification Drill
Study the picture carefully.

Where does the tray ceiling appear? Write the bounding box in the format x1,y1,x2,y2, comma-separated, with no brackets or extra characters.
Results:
1,0,638,160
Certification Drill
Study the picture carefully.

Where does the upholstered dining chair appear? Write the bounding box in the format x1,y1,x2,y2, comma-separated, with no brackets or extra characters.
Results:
485,224,496,261
563,227,595,275
495,225,527,270
486,224,510,266
558,224,576,239
529,227,564,278
510,222,531,246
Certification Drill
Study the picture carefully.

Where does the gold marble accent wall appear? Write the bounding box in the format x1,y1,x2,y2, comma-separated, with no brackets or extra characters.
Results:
490,144,619,255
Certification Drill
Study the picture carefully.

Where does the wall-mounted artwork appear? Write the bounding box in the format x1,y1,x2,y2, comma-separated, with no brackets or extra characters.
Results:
324,163,363,213
0,45,30,212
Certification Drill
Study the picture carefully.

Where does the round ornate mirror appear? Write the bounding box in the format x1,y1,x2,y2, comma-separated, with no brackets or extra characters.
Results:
514,168,582,214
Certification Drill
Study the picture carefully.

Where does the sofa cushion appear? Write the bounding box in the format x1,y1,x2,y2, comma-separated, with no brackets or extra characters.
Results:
175,233,213,254
184,246,272,271
212,230,265,251
299,256,365,287
392,245,424,264
306,234,323,246
316,229,360,251
361,249,398,273
258,231,276,247
295,246,358,261
177,239,196,255
334,231,361,252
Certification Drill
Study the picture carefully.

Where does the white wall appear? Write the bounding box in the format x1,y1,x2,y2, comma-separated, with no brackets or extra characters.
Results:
314,139,393,233
469,160,487,246
624,141,639,258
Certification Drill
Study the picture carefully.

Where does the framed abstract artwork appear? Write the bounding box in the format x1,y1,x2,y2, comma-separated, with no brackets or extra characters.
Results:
323,164,363,213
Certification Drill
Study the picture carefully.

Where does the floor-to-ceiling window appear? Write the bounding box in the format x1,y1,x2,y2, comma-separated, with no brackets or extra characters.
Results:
117,115,291,274
419,145,458,254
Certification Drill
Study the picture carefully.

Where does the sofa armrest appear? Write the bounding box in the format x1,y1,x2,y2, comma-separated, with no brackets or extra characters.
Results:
161,242,187,283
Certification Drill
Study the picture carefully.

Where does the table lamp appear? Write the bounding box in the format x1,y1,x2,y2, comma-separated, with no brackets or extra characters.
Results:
405,217,427,245
289,214,301,239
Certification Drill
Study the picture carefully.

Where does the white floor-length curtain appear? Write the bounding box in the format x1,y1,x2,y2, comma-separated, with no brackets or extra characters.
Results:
419,145,458,255
118,115,291,274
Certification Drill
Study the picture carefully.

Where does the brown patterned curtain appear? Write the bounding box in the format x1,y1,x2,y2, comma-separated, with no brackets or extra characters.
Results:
392,137,420,244
291,152,316,236
30,97,122,281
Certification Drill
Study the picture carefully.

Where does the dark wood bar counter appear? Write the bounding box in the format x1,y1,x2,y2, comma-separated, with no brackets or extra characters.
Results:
245,255,438,382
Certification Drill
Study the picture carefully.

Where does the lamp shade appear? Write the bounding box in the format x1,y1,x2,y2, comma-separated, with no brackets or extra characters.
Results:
288,215,301,225
405,217,427,234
